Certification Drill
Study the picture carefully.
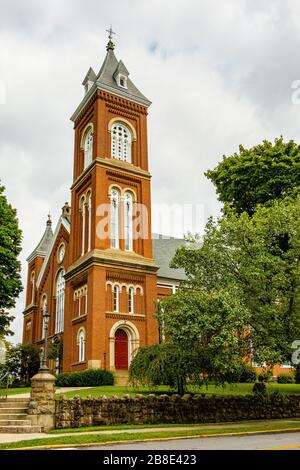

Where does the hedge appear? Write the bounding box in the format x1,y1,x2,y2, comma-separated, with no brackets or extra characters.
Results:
56,369,114,387
224,363,257,383
277,373,295,384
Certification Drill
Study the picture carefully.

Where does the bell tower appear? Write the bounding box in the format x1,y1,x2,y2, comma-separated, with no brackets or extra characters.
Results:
63,31,158,373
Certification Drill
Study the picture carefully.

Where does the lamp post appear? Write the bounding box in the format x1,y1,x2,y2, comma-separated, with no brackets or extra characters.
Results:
40,304,50,372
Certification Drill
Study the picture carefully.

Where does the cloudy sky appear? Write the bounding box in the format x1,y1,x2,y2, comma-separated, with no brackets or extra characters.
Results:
1,0,300,342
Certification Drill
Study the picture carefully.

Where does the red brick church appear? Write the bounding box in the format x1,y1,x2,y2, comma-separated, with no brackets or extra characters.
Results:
22,34,186,378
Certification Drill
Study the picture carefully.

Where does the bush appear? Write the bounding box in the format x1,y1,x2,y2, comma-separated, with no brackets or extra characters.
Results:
253,382,267,395
56,369,114,387
224,363,257,383
277,373,295,384
258,370,272,383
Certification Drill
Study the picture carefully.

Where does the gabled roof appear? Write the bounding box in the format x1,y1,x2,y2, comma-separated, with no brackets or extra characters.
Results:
27,216,53,263
36,216,70,289
113,59,129,77
152,234,187,282
82,67,97,86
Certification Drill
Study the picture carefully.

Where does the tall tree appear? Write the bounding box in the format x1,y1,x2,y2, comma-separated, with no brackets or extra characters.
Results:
164,196,300,366
206,137,300,215
0,183,23,336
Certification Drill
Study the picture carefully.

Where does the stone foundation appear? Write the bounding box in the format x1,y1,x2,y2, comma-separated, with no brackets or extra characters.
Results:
55,393,300,429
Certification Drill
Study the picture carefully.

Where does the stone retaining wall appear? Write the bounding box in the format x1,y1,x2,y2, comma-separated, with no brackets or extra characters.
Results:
55,393,300,429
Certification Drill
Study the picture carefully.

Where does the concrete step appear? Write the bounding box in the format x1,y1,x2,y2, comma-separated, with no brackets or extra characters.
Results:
0,425,42,433
0,407,28,414
0,401,29,408
0,414,28,419
0,397,29,401
114,370,129,386
0,419,32,426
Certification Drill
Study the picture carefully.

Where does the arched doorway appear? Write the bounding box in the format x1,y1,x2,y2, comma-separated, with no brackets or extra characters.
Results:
115,329,128,370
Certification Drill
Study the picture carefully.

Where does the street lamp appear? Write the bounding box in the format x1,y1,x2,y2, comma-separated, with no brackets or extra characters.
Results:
40,304,50,372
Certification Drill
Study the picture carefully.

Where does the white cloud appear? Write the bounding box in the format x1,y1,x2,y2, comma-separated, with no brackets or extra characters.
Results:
1,0,300,342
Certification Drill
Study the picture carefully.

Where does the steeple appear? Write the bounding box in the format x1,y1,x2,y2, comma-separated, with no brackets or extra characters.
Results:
27,215,53,262
71,29,151,122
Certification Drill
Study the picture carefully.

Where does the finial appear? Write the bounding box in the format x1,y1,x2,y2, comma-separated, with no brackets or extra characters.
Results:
47,212,52,226
106,25,116,51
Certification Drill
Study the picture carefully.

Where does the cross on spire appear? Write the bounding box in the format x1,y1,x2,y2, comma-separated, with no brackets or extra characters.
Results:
106,25,116,51
106,25,116,41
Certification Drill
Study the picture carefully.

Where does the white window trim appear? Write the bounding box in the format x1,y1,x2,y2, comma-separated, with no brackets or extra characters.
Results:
128,287,134,314
83,128,93,169
87,193,92,252
124,192,133,251
78,330,85,363
81,201,86,256
113,285,120,312
41,297,47,339
110,189,120,249
118,74,127,89
55,270,65,334
111,123,132,163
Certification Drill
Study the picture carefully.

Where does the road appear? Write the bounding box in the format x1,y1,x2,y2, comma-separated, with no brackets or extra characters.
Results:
79,431,300,450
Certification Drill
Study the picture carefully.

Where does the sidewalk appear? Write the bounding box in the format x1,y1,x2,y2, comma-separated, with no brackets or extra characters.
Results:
0,420,299,444
6,387,92,399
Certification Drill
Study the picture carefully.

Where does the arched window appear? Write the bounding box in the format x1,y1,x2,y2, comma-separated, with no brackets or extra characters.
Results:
113,285,120,312
31,271,35,304
41,296,47,339
87,192,92,252
84,128,93,169
110,188,120,249
124,192,133,251
55,270,65,333
80,196,86,256
111,123,132,163
128,287,134,314
78,329,85,362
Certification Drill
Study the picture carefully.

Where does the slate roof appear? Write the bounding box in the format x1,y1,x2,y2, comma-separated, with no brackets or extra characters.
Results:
152,234,187,281
95,47,151,106
27,216,53,262
71,41,151,122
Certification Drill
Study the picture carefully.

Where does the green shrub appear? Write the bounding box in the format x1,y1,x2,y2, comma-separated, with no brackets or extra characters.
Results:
56,369,114,387
225,363,257,383
258,370,272,383
253,382,267,395
239,364,257,383
277,373,295,384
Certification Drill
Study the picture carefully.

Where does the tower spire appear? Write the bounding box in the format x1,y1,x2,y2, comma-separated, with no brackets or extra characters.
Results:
106,25,116,51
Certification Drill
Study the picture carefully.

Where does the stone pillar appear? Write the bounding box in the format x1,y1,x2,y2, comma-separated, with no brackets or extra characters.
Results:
28,371,56,431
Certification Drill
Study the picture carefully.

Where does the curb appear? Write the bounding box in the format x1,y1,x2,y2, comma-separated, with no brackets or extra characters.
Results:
5,426,300,450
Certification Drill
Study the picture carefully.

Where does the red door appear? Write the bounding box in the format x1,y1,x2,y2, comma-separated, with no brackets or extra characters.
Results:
115,329,128,370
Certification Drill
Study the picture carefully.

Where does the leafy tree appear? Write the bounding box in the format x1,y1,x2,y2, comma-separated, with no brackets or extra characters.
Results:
167,196,300,366
130,290,250,394
0,184,23,336
130,343,196,395
129,342,242,395
4,343,41,384
48,335,63,374
206,138,300,215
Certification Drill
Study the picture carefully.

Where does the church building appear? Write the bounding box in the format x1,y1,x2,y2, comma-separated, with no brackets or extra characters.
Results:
22,33,185,380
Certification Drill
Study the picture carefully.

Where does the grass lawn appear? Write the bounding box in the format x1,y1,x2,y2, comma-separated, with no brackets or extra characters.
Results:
2,420,300,449
0,387,31,397
56,382,300,399
48,419,300,434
